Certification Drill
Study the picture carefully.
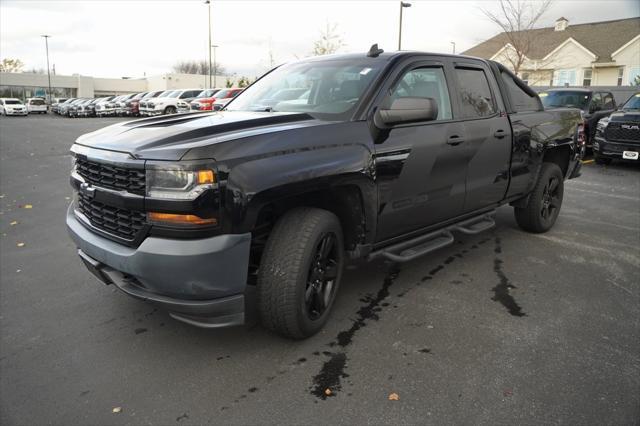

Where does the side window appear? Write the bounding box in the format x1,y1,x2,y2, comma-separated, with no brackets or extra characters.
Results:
603,93,615,110
499,70,541,112
390,67,452,120
179,91,193,99
455,67,497,118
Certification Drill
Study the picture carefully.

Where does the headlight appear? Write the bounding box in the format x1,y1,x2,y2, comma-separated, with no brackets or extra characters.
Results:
146,165,218,227
146,167,215,200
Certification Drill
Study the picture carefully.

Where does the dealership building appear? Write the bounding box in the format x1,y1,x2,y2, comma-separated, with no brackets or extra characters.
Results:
0,71,230,100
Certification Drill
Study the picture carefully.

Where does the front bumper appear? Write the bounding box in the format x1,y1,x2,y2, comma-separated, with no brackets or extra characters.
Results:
593,136,639,160
5,109,28,115
66,204,252,327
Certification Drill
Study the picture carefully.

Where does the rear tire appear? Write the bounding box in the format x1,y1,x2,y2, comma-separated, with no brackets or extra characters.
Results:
258,207,344,339
514,162,564,233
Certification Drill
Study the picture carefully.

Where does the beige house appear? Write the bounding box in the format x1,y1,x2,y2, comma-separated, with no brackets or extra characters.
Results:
463,17,640,87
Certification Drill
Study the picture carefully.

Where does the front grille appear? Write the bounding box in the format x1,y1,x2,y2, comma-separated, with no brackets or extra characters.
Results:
605,123,640,143
75,158,145,195
77,192,146,241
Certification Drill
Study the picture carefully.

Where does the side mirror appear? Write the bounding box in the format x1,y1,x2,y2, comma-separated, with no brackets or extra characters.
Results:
375,97,438,128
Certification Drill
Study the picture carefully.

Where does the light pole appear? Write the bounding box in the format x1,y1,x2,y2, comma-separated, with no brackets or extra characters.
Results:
450,41,456,54
41,35,53,104
205,0,212,88
398,2,411,51
212,45,219,88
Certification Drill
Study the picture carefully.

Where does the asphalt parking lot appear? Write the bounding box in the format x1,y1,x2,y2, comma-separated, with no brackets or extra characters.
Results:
1,114,639,425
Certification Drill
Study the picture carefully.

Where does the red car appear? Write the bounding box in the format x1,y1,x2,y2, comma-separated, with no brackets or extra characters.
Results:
190,88,243,111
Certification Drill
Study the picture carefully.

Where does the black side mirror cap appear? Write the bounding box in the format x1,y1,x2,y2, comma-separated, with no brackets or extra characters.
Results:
374,97,438,128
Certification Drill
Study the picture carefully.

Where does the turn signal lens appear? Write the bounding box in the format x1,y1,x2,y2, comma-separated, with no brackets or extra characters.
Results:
148,212,217,226
197,170,215,184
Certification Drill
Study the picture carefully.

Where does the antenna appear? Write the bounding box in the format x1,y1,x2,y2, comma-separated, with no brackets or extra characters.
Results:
367,43,384,58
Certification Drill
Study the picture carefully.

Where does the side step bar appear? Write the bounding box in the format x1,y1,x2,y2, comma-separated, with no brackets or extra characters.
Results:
368,211,496,263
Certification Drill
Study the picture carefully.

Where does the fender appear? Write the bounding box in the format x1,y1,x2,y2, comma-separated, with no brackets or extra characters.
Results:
223,144,377,241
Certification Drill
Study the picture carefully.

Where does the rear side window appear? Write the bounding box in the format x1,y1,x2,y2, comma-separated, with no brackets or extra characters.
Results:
499,71,541,112
602,93,615,109
390,67,452,120
455,68,496,118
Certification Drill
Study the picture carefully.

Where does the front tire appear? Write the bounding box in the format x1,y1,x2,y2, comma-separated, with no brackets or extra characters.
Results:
258,207,344,339
514,162,564,233
164,106,177,115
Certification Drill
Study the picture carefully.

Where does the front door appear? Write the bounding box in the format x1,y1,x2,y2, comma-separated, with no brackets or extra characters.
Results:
373,58,468,242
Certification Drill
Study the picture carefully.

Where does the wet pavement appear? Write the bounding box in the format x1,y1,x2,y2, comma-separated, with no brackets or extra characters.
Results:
1,114,639,425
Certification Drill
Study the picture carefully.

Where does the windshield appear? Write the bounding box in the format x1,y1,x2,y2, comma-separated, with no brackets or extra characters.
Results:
166,91,181,98
622,93,640,110
5,100,22,105
157,90,175,98
132,92,146,100
196,89,219,98
226,59,384,120
540,91,591,110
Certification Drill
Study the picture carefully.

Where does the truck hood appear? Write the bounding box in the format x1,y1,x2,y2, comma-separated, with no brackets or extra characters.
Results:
74,111,319,160
608,110,640,123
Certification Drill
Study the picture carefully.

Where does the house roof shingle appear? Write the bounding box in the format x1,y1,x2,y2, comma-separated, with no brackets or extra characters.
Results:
463,17,640,63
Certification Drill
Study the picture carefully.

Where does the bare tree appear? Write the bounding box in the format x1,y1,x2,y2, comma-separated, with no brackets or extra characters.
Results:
311,21,345,56
0,58,24,73
172,60,225,75
481,0,553,75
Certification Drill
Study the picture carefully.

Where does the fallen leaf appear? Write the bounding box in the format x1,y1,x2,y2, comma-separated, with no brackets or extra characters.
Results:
0,194,4,198
10,221,18,226
324,388,332,396
388,392,399,401
112,407,122,414
65,197,71,200
16,242,25,247
16,269,21,273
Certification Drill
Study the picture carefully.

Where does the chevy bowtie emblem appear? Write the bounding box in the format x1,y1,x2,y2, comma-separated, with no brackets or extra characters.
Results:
621,124,639,130
80,182,96,198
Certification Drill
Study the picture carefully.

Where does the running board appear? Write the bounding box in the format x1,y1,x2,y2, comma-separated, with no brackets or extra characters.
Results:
368,211,496,263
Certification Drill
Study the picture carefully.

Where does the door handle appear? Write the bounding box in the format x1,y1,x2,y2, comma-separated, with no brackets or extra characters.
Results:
446,135,465,146
494,129,507,139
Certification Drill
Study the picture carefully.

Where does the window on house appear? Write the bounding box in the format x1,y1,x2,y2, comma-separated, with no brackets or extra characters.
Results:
617,68,624,86
582,69,592,87
628,67,640,86
521,72,530,85
553,69,577,86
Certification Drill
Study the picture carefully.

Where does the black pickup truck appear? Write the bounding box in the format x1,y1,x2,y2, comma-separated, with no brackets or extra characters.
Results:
593,92,640,164
67,48,583,338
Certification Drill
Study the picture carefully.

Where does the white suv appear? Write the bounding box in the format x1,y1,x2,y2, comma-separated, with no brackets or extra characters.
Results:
0,98,28,116
142,89,201,116
26,98,48,114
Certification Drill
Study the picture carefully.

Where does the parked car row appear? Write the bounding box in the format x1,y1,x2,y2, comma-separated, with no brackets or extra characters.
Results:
44,87,244,119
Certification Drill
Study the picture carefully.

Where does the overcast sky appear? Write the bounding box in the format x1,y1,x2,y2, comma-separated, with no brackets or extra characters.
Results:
1,0,638,79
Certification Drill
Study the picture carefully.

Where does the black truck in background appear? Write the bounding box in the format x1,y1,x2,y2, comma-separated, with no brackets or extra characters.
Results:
67,48,584,339
593,92,640,164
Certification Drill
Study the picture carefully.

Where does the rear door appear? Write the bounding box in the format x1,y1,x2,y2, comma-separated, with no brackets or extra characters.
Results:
450,61,512,212
373,56,468,241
